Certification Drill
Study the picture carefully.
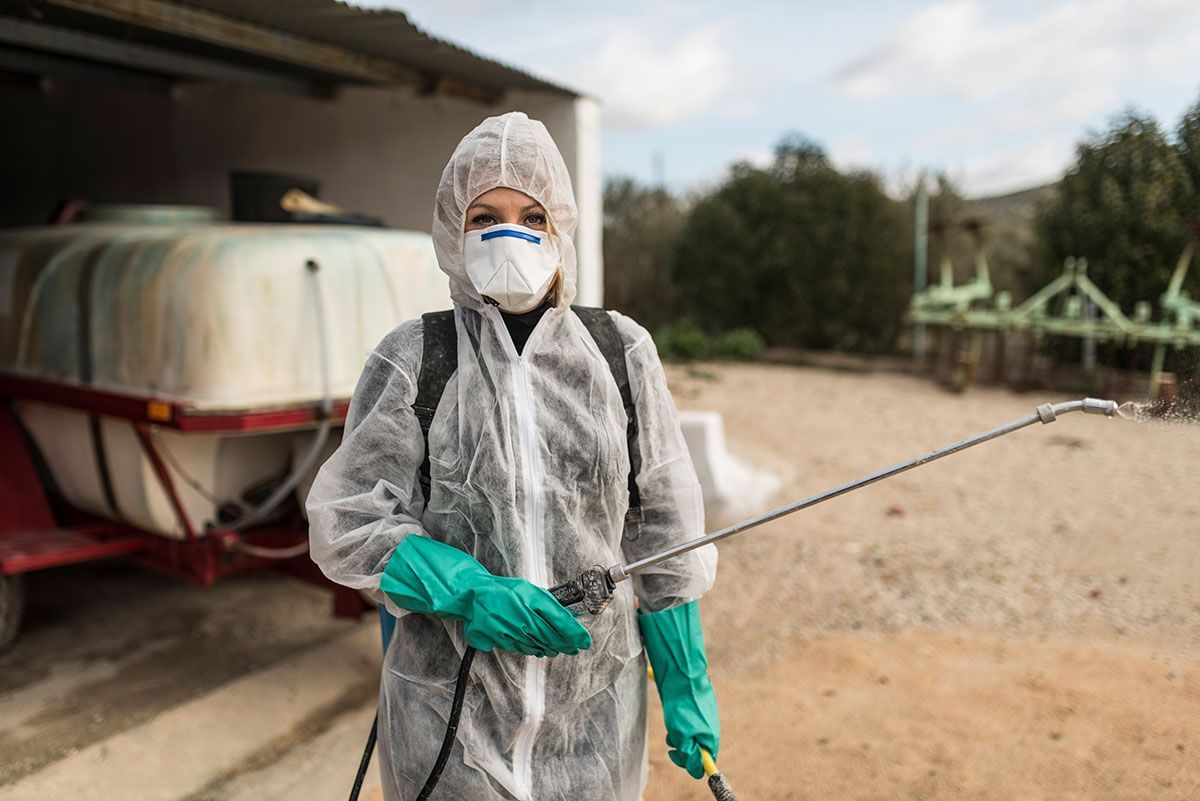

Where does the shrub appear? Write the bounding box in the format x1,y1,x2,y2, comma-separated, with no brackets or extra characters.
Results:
654,321,765,363
655,320,711,362
712,328,765,361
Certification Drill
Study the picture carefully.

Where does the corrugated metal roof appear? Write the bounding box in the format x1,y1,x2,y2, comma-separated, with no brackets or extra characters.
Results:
176,0,579,97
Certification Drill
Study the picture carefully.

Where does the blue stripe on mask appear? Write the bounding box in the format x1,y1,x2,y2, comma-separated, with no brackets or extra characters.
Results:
480,229,543,244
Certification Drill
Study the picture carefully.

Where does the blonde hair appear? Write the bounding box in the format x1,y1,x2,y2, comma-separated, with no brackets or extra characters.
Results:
546,271,564,308
545,219,564,307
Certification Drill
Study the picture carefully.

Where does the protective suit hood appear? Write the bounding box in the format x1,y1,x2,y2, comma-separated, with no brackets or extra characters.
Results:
433,112,578,311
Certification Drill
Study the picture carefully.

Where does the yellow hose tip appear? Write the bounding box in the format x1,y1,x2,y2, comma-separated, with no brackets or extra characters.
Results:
701,748,718,777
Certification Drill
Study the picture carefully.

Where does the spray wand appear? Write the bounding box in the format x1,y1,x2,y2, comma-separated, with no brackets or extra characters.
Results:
552,397,1119,609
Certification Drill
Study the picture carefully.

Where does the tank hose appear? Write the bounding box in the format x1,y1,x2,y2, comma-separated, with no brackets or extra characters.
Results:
229,258,333,533
349,574,593,799
348,710,378,801
349,647,737,801
348,647,477,801
222,537,311,561
349,574,736,800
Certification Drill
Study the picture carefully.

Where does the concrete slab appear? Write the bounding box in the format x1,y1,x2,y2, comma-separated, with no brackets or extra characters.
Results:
210,702,383,801
0,561,358,786
0,623,379,801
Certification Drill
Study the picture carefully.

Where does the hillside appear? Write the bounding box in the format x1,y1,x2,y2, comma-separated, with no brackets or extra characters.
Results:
964,182,1058,295
969,182,1058,229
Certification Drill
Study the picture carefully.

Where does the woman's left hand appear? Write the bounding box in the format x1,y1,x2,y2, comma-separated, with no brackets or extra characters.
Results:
638,600,720,779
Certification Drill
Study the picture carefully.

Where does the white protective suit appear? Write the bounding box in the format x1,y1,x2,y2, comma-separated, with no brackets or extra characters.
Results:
307,111,717,801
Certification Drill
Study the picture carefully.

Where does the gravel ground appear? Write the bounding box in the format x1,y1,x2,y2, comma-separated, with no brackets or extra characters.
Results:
645,363,1199,800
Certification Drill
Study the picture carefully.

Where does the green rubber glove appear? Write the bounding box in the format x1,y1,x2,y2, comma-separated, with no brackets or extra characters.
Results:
638,600,720,779
379,535,591,658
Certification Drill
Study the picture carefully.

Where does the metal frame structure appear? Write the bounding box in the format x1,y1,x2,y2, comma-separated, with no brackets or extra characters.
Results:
911,241,1200,392
0,373,366,648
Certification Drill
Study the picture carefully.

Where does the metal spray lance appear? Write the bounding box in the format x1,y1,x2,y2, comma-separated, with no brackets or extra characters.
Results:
552,397,1119,608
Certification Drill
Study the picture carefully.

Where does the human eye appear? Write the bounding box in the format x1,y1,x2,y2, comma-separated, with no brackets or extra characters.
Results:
524,212,547,228
470,212,497,226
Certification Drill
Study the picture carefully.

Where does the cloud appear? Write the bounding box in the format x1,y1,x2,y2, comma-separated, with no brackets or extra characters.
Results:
568,24,735,129
734,148,774,170
836,0,1200,121
829,134,876,172
959,138,1076,196
833,0,1200,194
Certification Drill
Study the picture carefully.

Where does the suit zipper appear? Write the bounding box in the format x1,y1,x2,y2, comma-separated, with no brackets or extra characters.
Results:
510,353,547,801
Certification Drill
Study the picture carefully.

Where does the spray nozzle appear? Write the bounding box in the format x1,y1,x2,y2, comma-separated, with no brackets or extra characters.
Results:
1080,397,1119,416
1038,397,1118,423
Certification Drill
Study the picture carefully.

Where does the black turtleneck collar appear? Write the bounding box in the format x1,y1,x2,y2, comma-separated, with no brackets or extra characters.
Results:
499,300,554,355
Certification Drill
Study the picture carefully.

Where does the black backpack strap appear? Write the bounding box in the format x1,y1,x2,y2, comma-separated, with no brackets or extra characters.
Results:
412,305,643,534
571,305,644,536
413,310,458,507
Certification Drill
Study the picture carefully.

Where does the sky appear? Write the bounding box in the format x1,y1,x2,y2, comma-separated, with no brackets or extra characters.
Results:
361,0,1200,198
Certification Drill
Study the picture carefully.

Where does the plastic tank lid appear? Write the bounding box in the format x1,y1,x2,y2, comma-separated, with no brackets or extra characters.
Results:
79,204,220,225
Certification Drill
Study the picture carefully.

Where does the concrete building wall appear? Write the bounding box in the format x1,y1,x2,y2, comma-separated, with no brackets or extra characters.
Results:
0,78,604,304
1,79,181,224
571,97,604,307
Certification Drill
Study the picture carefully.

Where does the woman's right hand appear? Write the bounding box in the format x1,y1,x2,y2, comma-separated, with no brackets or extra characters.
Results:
459,577,591,657
380,535,592,658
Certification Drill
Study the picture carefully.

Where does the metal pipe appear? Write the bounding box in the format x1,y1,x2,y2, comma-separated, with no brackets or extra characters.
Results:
612,398,1117,584
913,175,929,362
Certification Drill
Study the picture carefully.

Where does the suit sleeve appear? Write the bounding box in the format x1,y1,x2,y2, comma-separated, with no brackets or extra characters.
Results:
610,311,718,612
306,319,429,613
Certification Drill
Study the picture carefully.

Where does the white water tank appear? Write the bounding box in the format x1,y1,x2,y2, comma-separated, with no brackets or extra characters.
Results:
0,217,450,537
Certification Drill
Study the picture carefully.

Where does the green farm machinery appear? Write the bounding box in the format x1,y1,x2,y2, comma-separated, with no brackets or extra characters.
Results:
911,234,1200,398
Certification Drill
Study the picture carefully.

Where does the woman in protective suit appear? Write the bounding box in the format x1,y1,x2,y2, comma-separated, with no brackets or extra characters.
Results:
307,111,719,801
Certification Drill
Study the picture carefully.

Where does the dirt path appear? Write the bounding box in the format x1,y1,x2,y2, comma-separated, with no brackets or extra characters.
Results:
646,364,1200,800
647,630,1196,800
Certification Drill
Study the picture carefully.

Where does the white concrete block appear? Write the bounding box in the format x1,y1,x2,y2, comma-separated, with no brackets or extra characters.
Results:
678,410,780,516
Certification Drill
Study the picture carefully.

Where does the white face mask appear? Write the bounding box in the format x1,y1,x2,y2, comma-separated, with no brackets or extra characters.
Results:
463,223,560,313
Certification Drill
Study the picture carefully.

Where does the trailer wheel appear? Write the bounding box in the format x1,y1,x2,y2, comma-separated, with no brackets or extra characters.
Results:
0,573,25,653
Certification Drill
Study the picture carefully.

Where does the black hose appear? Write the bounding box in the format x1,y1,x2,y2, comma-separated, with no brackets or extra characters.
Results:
348,711,379,801
349,573,586,799
348,647,477,801
415,646,476,800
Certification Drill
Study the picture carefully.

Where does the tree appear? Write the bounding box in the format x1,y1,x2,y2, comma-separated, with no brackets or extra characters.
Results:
670,135,911,352
601,177,685,331
1176,97,1200,222
1035,110,1194,307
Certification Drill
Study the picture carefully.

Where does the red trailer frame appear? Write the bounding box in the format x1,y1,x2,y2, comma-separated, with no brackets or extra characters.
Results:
0,371,366,649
